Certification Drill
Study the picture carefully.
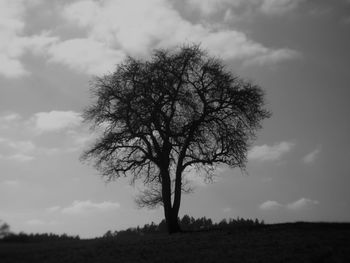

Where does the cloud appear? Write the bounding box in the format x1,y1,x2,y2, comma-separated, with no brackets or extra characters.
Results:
0,113,22,130
55,0,298,75
0,137,36,162
0,55,28,78
286,198,319,210
31,111,83,133
20,32,58,56
185,0,241,15
185,0,304,16
5,154,35,162
259,200,283,210
0,0,28,78
248,141,294,162
303,148,321,164
0,113,21,122
48,38,125,75
260,198,319,211
0,0,57,78
0,153,35,162
63,130,97,152
0,111,90,158
45,201,121,216
244,48,300,66
2,111,84,134
259,0,304,15
61,200,120,215
0,0,299,78
198,30,298,65
0,0,25,31
0,0,299,77
8,140,36,153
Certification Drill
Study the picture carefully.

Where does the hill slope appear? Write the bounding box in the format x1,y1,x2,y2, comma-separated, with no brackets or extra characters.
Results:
1,223,350,263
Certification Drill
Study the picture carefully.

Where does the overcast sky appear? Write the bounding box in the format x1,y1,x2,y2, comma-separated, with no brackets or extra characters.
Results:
1,0,350,238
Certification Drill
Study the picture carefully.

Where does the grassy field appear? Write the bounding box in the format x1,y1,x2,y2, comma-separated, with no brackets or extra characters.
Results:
1,223,349,262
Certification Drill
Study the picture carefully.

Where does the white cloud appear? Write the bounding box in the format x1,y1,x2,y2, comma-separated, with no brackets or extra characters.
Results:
260,0,304,15
45,201,122,217
0,0,57,78
259,200,283,210
244,48,300,66
8,140,36,153
0,0,28,78
0,111,90,158
185,0,304,16
62,0,100,28
0,0,25,32
248,141,294,161
198,30,298,65
61,200,120,215
31,111,83,133
63,130,97,152
260,198,319,211
6,154,35,162
0,137,36,162
0,55,28,78
55,0,298,75
2,111,84,135
303,148,321,164
48,38,125,75
20,32,58,56
186,0,241,15
286,198,319,210
0,113,21,122
0,113,22,130
0,0,299,77
62,0,175,56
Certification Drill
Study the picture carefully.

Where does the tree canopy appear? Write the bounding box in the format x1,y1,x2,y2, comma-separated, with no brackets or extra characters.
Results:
82,44,270,233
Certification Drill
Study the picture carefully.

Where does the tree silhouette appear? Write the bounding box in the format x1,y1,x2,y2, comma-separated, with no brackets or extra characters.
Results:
0,220,10,238
82,44,270,233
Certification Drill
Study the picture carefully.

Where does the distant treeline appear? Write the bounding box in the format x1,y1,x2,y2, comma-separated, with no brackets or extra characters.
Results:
1,220,80,243
103,215,264,239
1,232,80,243
0,216,264,242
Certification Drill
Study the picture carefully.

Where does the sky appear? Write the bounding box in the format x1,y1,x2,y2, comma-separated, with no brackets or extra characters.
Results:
0,0,350,238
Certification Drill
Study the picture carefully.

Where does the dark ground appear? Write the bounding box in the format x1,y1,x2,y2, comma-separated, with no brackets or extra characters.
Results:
1,223,349,263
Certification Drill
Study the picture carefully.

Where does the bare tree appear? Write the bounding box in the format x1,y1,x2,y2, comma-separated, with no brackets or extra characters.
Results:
81,44,270,233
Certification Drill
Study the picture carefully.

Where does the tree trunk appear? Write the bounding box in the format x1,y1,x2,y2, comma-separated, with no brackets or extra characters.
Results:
167,208,181,234
168,168,182,234
163,198,181,234
163,205,181,234
160,166,182,234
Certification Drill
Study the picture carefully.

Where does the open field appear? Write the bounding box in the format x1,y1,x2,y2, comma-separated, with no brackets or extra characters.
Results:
1,223,350,263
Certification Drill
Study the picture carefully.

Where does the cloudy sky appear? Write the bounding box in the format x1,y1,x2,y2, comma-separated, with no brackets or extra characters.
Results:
1,0,350,238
